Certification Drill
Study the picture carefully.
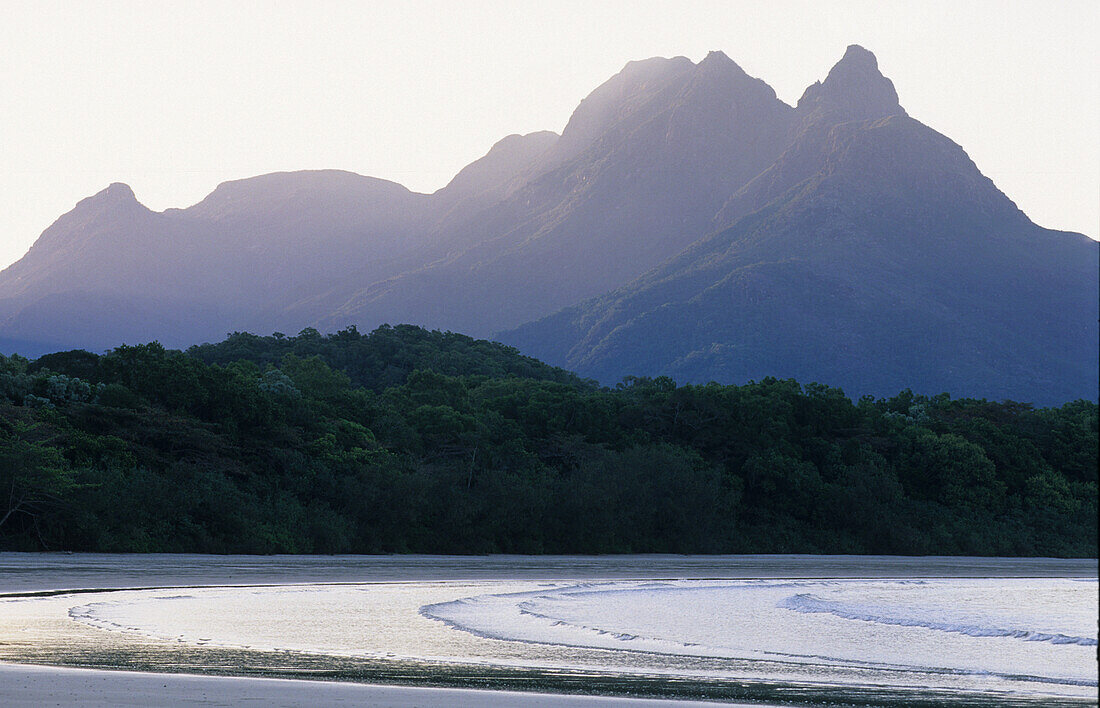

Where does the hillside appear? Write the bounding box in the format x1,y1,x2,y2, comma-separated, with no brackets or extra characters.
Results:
503,110,1098,405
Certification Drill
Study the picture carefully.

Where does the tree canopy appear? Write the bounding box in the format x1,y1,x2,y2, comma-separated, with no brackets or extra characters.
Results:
1,326,1095,556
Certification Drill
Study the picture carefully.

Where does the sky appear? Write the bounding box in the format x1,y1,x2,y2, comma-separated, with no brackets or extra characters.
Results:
1,0,1097,270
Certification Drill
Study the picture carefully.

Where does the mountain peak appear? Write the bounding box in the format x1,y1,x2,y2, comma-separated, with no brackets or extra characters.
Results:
699,50,735,66
99,182,137,202
557,55,695,157
837,44,879,70
436,130,559,205
485,130,560,155
695,50,752,82
68,182,144,218
797,45,905,122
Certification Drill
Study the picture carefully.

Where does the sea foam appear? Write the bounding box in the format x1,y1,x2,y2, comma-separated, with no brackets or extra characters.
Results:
778,592,1098,646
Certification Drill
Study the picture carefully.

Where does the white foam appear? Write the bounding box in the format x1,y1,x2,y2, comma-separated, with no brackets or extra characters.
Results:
779,592,1098,646
422,578,1098,689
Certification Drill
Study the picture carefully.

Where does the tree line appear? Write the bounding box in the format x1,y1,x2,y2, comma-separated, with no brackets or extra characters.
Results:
1,325,1095,555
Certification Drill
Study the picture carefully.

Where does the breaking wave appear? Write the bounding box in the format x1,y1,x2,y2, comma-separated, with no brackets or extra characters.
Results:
778,592,1098,647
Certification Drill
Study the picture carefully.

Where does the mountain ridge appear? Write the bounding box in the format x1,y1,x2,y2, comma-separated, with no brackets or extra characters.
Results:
0,46,1095,404
319,47,801,335
501,111,1097,405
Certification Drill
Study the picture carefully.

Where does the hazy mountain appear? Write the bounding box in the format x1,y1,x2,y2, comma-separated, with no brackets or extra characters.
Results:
317,51,798,334
430,130,560,217
1,45,1095,404
502,49,1098,405
0,171,436,353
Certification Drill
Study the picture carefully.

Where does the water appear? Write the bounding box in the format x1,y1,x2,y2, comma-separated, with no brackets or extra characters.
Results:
1,554,1096,705
425,579,1097,685
2,553,1093,593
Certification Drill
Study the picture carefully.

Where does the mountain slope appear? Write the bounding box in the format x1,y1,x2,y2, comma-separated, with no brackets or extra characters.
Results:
317,51,798,335
502,109,1098,405
0,171,437,353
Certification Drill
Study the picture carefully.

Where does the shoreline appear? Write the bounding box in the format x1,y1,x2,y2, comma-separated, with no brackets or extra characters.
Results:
2,552,1095,595
1,555,1095,707
2,658,1089,708
0,663,743,707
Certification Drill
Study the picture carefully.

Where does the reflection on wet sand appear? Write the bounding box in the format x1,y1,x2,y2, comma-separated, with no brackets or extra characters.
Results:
2,580,1095,707
1,555,1096,707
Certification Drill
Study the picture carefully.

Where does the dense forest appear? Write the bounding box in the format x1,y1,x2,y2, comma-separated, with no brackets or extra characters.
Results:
0,325,1095,556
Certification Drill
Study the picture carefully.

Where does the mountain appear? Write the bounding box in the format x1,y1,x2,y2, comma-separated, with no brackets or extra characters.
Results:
502,48,1098,405
320,51,798,334
0,171,437,353
0,50,801,351
1,45,1095,404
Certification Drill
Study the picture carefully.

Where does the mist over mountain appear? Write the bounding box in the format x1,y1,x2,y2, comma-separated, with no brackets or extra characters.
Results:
1,45,1095,404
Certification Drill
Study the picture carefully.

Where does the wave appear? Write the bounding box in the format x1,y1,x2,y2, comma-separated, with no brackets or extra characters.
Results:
779,592,1098,646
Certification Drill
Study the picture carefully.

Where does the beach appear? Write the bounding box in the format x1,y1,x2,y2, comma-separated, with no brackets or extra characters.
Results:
1,554,1095,707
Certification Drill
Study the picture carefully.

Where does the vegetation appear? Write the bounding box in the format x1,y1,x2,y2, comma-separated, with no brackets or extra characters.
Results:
1,325,1095,556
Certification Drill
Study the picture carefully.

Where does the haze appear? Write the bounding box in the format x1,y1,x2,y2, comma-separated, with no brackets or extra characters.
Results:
1,0,1097,271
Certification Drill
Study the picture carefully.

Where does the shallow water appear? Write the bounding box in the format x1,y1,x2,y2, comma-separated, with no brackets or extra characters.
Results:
2,553,1094,593
426,579,1098,686
1,554,1096,705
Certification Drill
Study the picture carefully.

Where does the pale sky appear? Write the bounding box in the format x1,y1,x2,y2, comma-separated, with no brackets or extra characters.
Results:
1,0,1097,270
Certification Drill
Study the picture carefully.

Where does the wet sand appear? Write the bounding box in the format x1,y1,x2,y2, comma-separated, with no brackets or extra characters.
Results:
0,663,739,707
3,553,1094,594
1,554,1094,707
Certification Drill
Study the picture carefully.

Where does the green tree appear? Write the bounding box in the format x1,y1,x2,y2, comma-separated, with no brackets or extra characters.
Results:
0,422,74,533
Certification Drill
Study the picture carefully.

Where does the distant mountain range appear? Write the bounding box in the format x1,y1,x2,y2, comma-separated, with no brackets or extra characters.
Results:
1,45,1095,404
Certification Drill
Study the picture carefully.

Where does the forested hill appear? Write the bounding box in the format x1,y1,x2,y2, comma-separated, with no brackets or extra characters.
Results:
185,324,593,391
1,326,1095,556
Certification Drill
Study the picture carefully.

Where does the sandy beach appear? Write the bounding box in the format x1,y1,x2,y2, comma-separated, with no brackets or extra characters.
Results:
0,663,739,707
1,554,1094,707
